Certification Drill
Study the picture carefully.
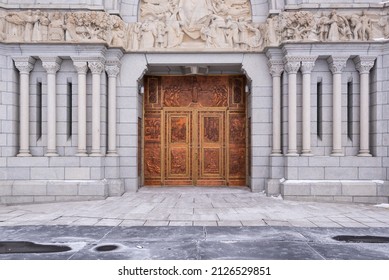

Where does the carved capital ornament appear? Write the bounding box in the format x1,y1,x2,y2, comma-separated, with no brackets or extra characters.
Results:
300,57,318,74
88,61,105,75
14,57,36,74
328,56,348,74
284,60,300,74
354,56,376,74
268,60,284,77
73,61,88,74
41,57,62,74
105,65,120,78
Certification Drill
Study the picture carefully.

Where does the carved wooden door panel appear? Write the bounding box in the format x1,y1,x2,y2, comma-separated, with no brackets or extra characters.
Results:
164,110,193,185
143,75,247,186
197,110,226,186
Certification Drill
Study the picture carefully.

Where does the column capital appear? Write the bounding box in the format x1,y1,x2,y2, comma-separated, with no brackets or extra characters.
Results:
283,56,300,74
267,59,284,77
327,56,348,74
301,56,318,74
88,61,105,75
354,56,376,74
105,64,120,78
13,57,36,74
41,57,62,74
72,59,89,74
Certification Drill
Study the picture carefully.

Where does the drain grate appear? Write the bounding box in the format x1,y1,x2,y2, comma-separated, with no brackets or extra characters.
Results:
94,245,119,252
0,241,71,254
332,235,389,243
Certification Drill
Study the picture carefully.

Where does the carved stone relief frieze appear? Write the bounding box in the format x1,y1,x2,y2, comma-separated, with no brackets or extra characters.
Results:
1,4,389,52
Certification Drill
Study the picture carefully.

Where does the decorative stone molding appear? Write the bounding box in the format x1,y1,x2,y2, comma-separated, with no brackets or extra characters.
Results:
354,56,376,74
327,56,348,74
1,6,389,52
13,56,36,74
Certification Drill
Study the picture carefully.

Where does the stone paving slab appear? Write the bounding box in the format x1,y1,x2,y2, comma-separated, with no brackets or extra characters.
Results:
0,187,388,227
0,226,389,260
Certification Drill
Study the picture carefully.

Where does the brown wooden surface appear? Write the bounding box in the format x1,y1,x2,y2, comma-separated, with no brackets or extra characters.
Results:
143,75,247,186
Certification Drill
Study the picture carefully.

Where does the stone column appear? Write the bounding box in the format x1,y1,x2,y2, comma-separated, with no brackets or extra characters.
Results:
268,59,284,156
301,57,317,156
88,60,105,156
354,56,375,157
284,57,300,156
105,63,120,156
72,60,88,156
328,56,348,156
41,57,62,157
14,57,36,157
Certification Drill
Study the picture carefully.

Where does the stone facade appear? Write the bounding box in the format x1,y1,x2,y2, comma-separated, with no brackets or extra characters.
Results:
0,0,389,204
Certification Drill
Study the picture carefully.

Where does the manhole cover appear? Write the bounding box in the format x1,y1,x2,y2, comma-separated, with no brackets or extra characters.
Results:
0,241,71,254
94,245,119,252
332,235,389,243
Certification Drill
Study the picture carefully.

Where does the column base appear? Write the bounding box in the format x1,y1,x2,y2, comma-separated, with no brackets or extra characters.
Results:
286,152,299,157
45,152,59,157
107,151,118,157
358,151,372,157
270,153,283,157
76,152,88,157
301,152,314,157
330,151,344,157
90,152,103,157
17,151,32,157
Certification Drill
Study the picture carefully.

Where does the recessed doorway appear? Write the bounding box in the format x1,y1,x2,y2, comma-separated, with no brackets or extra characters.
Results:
143,75,247,186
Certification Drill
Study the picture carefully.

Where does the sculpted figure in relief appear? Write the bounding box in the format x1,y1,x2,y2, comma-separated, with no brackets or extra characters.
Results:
140,17,158,48
127,22,142,50
179,0,213,40
165,11,184,48
110,15,127,47
0,17,4,41
22,10,35,42
225,16,240,48
265,16,280,46
5,12,25,41
49,12,65,41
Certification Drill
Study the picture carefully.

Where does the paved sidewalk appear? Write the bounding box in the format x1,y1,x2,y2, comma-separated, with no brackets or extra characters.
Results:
1,187,389,228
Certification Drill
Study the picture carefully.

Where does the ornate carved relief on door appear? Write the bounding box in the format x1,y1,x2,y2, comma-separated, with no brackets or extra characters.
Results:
143,75,247,186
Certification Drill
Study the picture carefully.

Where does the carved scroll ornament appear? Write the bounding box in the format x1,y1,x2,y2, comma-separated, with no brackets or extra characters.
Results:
1,4,389,52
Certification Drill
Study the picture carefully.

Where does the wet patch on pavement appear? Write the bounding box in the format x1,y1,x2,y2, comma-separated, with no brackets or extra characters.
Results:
0,241,71,254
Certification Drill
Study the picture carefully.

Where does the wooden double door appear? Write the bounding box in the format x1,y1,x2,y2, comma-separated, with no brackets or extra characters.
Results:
143,75,247,186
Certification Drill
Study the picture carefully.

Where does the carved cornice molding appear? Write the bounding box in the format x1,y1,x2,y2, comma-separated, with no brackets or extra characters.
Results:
354,56,376,74
13,56,36,74
327,56,349,74
41,57,62,74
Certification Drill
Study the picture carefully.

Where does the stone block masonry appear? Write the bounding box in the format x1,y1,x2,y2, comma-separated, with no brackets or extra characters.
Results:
0,179,124,205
